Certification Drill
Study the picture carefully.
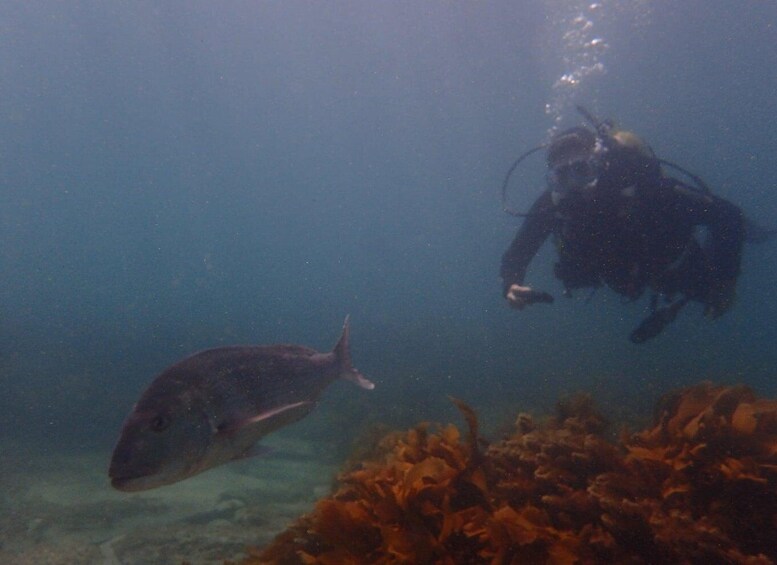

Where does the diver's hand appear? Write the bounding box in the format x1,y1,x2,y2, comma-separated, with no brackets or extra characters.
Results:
505,284,554,310
704,279,736,319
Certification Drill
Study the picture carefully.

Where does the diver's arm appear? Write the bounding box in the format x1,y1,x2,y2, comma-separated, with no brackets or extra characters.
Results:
500,190,554,296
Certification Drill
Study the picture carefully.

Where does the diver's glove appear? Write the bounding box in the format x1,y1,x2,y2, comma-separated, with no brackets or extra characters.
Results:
704,278,736,319
505,284,555,310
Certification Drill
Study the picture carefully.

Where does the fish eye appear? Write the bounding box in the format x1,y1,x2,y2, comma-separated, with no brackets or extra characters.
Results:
150,414,171,432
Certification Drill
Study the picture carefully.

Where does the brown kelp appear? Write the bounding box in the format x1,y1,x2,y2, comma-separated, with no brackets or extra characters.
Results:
236,382,777,564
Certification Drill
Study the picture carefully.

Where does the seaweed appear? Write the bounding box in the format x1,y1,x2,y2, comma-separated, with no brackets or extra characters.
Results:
235,382,777,564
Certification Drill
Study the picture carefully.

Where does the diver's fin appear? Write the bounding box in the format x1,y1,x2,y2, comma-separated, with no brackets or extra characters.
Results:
630,298,688,344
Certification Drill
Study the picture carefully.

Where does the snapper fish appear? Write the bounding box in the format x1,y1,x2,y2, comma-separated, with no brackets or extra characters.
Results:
109,317,373,491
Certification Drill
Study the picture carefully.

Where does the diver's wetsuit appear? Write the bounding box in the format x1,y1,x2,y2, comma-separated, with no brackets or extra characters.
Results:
500,176,745,317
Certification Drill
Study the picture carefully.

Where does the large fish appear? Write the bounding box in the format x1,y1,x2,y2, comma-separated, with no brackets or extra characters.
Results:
109,317,373,492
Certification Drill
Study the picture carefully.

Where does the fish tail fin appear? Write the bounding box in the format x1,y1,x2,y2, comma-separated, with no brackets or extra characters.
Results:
334,315,375,390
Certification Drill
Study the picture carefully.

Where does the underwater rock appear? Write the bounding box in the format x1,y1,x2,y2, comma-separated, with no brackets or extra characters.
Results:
234,382,777,564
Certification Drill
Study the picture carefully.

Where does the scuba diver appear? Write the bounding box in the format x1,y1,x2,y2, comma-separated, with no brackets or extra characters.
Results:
500,107,767,343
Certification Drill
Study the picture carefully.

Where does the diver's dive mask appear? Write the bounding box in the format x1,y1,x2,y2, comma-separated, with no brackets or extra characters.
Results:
502,106,712,218
547,155,599,202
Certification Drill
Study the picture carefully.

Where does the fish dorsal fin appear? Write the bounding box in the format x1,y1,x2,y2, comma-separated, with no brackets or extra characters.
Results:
217,401,312,434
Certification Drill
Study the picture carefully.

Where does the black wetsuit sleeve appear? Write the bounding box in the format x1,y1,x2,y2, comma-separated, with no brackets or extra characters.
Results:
499,190,555,295
672,181,745,284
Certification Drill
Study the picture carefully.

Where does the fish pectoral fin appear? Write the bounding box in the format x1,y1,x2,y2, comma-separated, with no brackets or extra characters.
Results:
217,400,313,434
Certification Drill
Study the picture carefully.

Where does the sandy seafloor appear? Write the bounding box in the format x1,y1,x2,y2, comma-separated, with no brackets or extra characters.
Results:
0,433,337,565
0,375,654,565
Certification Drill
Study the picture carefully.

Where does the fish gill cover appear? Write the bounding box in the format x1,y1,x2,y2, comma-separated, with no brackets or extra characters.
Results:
232,382,777,564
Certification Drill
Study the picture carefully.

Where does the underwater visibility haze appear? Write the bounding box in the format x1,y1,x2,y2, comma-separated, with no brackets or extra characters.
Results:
1,1,777,562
